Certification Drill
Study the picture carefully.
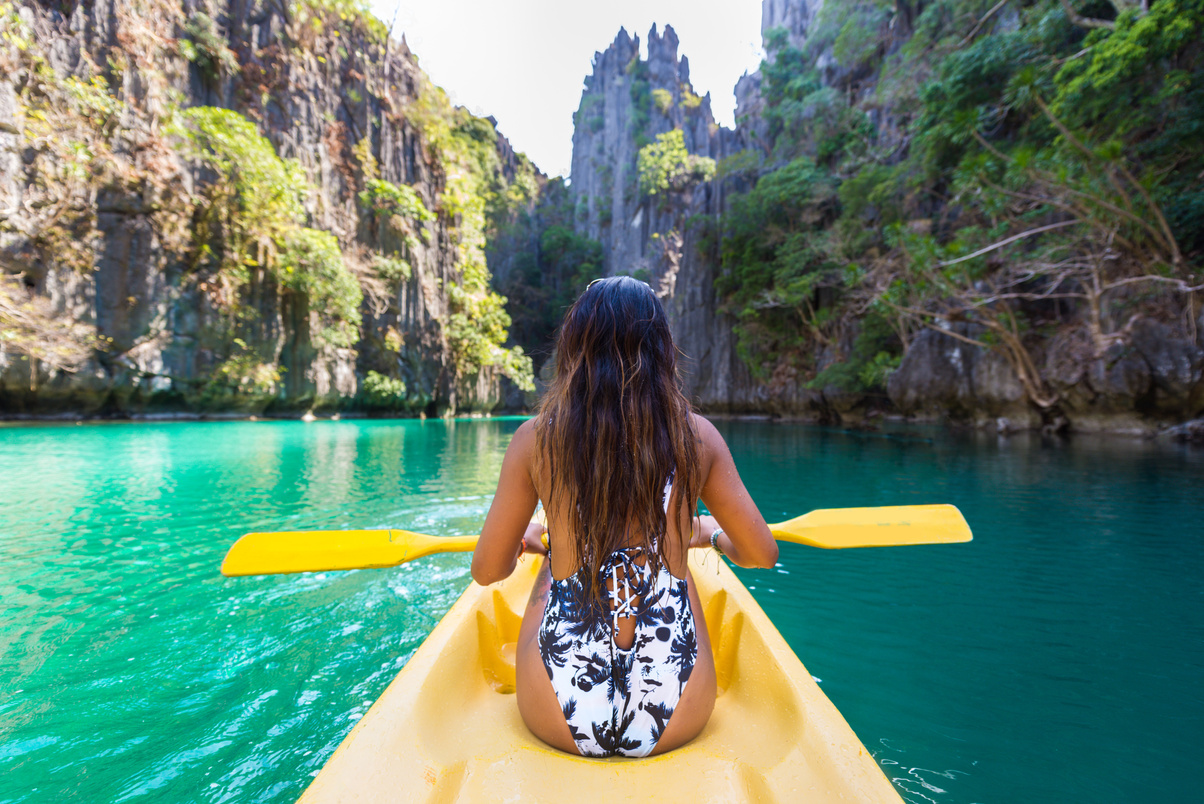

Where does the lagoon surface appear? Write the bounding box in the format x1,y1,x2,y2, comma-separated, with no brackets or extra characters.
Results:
1,418,1201,803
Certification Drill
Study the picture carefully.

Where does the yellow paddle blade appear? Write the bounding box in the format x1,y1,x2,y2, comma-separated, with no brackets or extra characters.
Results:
769,503,972,549
220,529,480,577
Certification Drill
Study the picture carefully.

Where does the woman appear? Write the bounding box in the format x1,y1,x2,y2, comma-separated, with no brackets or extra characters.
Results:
471,276,777,758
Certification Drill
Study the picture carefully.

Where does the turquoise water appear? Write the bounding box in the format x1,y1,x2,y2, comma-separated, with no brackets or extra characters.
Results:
0,419,1200,802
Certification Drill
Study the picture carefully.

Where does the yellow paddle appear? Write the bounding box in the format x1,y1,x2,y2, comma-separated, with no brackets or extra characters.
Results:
220,503,970,577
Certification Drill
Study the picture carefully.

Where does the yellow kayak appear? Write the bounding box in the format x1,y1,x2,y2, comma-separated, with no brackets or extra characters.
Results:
298,552,903,803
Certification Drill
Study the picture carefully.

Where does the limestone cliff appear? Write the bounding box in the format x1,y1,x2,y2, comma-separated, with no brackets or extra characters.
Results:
566,25,799,413
566,2,1204,433
761,0,824,49
0,0,534,417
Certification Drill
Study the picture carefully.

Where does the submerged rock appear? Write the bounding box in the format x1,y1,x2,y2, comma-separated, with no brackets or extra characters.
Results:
1161,418,1204,443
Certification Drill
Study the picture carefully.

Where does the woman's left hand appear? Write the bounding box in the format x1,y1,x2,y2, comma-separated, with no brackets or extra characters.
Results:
522,521,549,556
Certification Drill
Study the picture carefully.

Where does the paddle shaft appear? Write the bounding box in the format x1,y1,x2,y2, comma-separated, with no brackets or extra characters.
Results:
221,504,970,577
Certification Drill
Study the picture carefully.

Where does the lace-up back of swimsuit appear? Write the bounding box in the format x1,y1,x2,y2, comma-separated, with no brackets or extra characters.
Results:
537,482,699,758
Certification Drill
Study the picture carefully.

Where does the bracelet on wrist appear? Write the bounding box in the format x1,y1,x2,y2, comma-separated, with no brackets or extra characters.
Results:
710,528,725,556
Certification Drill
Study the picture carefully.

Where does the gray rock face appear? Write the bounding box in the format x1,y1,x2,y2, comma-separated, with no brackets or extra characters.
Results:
888,318,1204,432
733,70,768,150
887,324,1033,426
1056,319,1204,430
1129,319,1204,415
565,1,1204,432
1161,418,1204,443
567,25,783,413
762,0,826,48
570,26,732,274
0,0,517,417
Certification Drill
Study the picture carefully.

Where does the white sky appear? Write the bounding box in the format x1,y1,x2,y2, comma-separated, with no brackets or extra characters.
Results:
368,1,765,177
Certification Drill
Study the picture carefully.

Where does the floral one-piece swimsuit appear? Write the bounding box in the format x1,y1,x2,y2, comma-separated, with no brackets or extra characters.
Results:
537,494,699,757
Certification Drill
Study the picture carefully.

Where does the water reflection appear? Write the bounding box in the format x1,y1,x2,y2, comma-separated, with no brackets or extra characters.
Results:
720,421,1203,803
0,419,517,802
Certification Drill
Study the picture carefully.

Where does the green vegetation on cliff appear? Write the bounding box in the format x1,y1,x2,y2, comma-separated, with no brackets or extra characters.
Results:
490,179,604,367
718,0,1204,411
408,78,537,391
173,107,363,349
716,156,840,376
0,0,542,414
290,0,389,46
637,129,716,197
359,178,435,225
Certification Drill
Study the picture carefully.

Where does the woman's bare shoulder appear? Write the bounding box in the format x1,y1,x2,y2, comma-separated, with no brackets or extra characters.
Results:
689,413,723,448
509,418,538,455
689,413,728,467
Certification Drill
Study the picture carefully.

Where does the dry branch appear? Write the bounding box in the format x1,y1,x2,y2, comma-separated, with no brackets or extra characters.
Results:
1059,0,1115,29
962,0,1011,46
939,220,1080,266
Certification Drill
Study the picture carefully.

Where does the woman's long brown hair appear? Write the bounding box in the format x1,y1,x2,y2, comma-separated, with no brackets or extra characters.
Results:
534,276,700,605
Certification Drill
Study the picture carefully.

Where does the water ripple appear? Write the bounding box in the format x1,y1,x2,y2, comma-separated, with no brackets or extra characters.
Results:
2,420,1202,802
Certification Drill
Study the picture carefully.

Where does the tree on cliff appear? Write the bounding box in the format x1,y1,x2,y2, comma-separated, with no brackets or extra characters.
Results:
714,0,1203,416
0,277,95,388
637,130,716,197
0,0,539,414
872,0,1204,410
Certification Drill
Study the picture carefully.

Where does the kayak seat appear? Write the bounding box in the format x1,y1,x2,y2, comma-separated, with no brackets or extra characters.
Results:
702,587,744,696
476,568,746,698
477,589,521,694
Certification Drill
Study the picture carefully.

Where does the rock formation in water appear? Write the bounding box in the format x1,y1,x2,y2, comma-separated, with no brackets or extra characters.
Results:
565,25,789,413
564,1,1204,433
4,0,1200,432
0,0,535,417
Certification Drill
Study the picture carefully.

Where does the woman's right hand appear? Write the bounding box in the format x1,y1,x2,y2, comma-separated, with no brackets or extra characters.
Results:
522,521,550,556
